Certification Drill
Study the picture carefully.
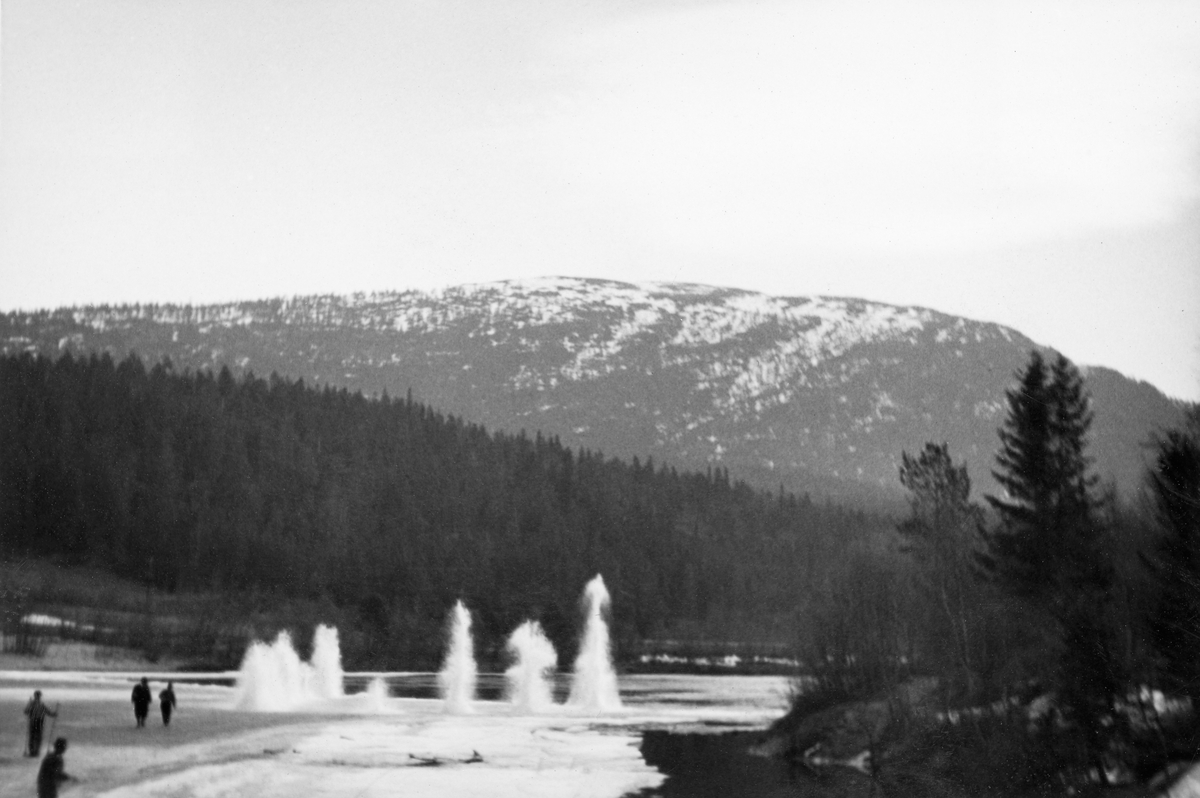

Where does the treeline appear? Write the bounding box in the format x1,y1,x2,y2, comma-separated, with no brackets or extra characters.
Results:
793,350,1200,792
0,351,885,665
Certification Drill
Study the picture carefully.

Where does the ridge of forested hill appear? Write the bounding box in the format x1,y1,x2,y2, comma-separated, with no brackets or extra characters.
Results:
0,277,1185,508
0,351,889,659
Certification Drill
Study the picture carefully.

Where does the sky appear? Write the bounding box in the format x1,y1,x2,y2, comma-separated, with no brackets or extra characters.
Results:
2,0,1199,400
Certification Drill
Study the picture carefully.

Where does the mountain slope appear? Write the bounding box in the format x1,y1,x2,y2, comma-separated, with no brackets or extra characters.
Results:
1,277,1184,506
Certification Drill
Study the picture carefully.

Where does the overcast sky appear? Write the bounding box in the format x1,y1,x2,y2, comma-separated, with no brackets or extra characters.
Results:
2,0,1199,400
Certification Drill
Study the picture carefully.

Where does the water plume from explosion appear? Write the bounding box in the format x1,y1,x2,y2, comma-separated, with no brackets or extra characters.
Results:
568,574,622,711
505,620,558,713
438,600,477,713
361,677,390,712
235,624,344,711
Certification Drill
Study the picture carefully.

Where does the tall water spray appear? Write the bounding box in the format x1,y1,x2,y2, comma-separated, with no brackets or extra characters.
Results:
234,624,345,711
310,625,345,699
567,574,622,711
438,600,477,713
505,620,558,713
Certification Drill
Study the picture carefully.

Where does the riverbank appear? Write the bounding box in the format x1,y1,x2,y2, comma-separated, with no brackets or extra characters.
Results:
0,641,181,672
748,679,1200,798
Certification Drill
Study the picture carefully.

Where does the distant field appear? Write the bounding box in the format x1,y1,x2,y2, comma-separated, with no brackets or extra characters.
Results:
0,640,177,672
1,558,349,672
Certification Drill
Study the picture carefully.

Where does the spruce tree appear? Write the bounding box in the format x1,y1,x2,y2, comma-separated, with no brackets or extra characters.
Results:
983,351,1121,775
1145,408,1200,708
983,352,1112,602
981,351,1055,595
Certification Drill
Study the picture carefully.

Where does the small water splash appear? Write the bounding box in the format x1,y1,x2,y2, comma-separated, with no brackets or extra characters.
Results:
505,620,558,713
438,600,477,713
234,624,344,711
363,677,390,712
568,574,622,711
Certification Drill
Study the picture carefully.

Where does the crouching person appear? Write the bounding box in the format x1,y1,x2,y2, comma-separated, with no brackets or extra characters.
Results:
37,738,72,798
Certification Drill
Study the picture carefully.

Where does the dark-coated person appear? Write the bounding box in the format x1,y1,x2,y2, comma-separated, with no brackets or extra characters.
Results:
159,681,177,726
131,677,152,728
23,690,57,757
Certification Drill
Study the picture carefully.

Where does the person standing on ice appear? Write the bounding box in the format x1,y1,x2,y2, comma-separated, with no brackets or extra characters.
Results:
23,690,57,757
131,677,152,727
159,682,177,726
37,737,72,798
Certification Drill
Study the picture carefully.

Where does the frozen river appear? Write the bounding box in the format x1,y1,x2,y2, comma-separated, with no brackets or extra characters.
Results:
0,671,791,797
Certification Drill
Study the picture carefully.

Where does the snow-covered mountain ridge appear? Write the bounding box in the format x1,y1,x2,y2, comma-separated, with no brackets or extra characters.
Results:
2,277,1183,506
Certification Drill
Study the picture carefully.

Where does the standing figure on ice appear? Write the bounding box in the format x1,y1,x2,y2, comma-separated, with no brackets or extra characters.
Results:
23,690,57,757
131,677,152,727
159,681,177,726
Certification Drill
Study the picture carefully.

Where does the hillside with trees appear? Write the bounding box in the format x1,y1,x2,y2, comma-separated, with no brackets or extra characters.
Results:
2,279,1185,510
0,351,888,668
777,351,1200,794
5,347,1198,791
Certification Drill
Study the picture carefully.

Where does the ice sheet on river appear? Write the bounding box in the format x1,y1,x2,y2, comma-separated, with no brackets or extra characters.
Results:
0,672,789,798
96,711,659,798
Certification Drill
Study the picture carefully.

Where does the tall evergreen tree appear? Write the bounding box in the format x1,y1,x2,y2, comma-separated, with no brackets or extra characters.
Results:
981,351,1055,593
983,350,1121,775
1145,407,1200,707
898,442,984,694
983,353,1112,602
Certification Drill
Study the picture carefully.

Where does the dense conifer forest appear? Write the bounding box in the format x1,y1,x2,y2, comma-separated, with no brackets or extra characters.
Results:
0,351,888,663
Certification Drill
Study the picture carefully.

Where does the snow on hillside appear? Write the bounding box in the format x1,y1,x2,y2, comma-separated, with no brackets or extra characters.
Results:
51,276,1020,422
5,275,1180,503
